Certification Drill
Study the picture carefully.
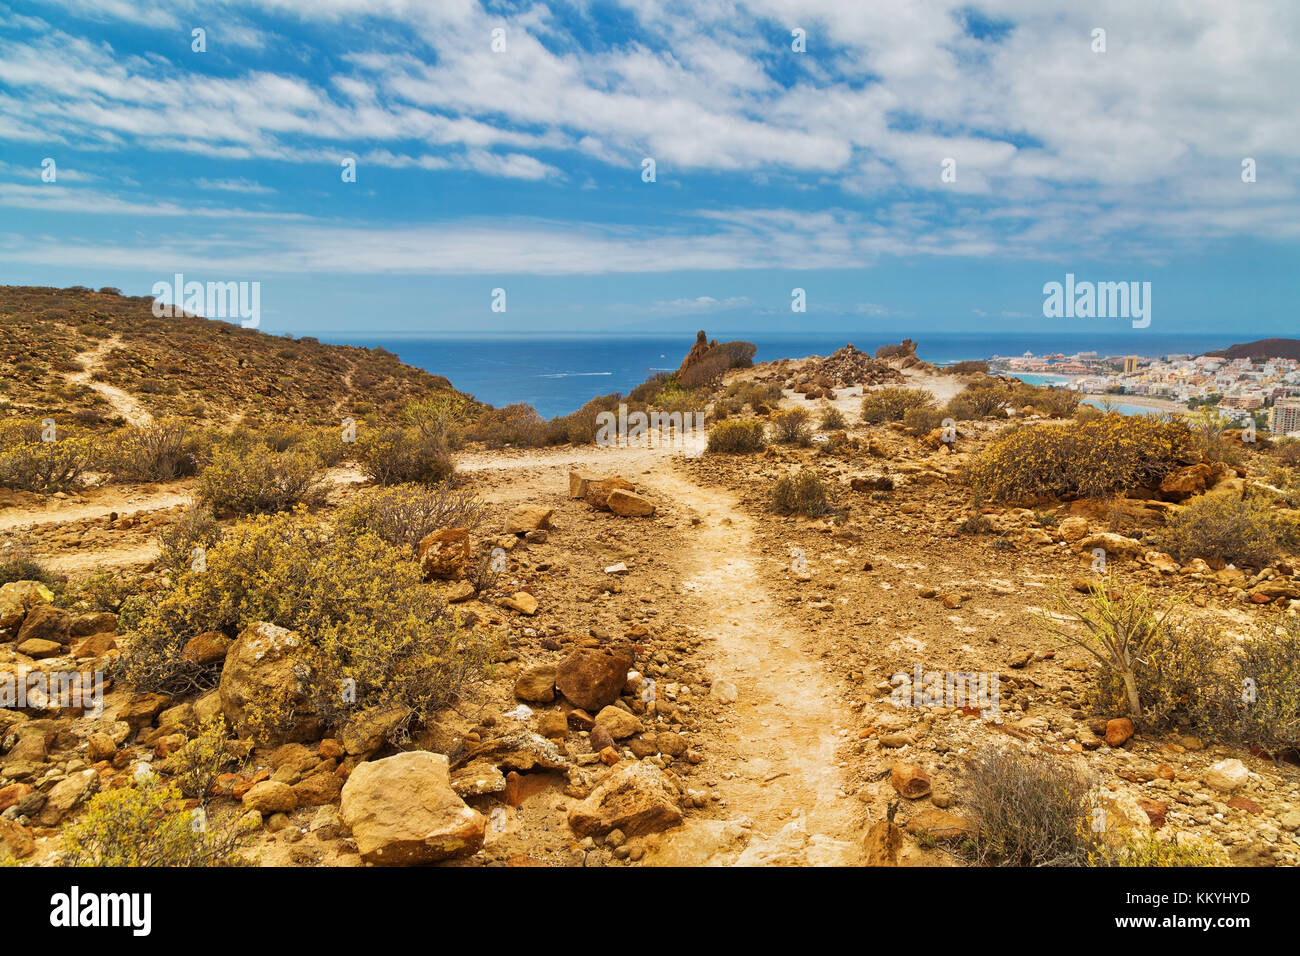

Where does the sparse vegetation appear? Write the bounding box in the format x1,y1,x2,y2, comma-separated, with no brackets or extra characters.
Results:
1158,490,1298,568
860,387,935,424
771,469,831,517
707,418,766,453
335,483,485,550
771,407,812,445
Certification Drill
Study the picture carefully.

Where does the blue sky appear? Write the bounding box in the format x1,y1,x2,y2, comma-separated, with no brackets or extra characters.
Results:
1,0,1296,340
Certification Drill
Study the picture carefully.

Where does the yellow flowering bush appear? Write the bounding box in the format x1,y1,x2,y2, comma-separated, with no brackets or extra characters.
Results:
61,777,253,867
118,508,496,736
0,418,102,493
967,415,1194,502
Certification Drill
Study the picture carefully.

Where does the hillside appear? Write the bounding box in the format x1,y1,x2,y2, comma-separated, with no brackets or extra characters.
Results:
1204,338,1300,361
0,286,477,426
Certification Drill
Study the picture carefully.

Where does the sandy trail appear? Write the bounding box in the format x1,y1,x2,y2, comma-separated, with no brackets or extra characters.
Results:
639,468,862,866
464,436,862,864
66,335,153,427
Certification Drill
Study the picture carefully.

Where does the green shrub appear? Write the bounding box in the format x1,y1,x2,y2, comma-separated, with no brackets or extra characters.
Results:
0,548,61,588
118,509,496,739
968,416,1194,502
943,360,990,375
1237,615,1300,751
60,777,252,867
465,403,551,448
771,469,831,517
860,387,934,423
903,405,944,436
75,570,137,613
197,446,325,516
355,423,454,485
818,405,847,430
1157,490,1298,568
335,483,485,550
946,380,1011,420
771,407,812,445
0,420,100,493
707,418,766,453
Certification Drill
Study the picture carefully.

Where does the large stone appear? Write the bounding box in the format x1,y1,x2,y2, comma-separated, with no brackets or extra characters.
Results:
1078,532,1145,559
514,664,557,703
500,592,539,616
118,692,172,732
0,580,54,631
594,705,643,740
890,763,932,799
181,631,232,665
1159,463,1227,502
584,478,635,510
292,772,343,807
417,528,471,581
567,761,683,838
218,622,318,747
37,768,98,826
340,751,486,865
1057,516,1090,543
607,489,656,518
568,471,597,499
0,818,35,859
69,611,118,637
504,506,553,535
1105,717,1135,747
16,603,72,645
243,780,298,814
863,819,903,865
1205,758,1250,792
16,638,63,659
340,701,412,756
555,645,635,711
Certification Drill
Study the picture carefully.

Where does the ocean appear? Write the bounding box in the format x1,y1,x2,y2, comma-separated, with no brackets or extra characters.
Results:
328,332,1233,419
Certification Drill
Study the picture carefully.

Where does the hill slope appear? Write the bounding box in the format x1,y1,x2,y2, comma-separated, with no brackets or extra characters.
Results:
1204,338,1300,361
0,285,477,426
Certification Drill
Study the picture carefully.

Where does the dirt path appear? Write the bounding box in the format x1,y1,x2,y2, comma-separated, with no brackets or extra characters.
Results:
460,440,864,863
639,467,862,866
67,335,153,427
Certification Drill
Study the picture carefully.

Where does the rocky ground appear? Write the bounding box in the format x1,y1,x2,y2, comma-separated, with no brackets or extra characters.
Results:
3,352,1299,868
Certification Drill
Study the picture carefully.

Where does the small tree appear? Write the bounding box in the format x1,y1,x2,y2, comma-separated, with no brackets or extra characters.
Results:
1038,576,1181,721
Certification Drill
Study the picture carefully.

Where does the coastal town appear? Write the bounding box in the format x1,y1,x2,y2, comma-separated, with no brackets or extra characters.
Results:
989,349,1300,435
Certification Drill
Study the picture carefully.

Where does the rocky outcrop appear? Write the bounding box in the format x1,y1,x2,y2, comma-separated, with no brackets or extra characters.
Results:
218,622,318,747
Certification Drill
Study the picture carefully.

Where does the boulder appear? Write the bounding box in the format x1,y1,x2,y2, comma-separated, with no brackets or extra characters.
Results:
69,611,118,637
1159,462,1227,502
181,631,232,665
607,489,655,518
594,705,643,740
504,506,553,535
340,701,412,756
16,638,63,659
1078,532,1144,559
16,603,72,645
417,528,471,581
1057,516,1090,543
1205,758,1249,792
37,768,98,826
1105,717,1135,747
584,478,635,510
0,818,34,860
0,580,54,631
242,780,298,814
70,633,117,659
218,622,318,747
514,664,557,703
340,751,486,865
292,772,343,807
568,471,597,500
555,644,635,711
890,763,932,799
567,761,683,838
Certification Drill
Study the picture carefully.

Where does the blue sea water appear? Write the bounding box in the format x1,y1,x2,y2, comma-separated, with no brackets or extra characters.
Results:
329,332,1233,419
